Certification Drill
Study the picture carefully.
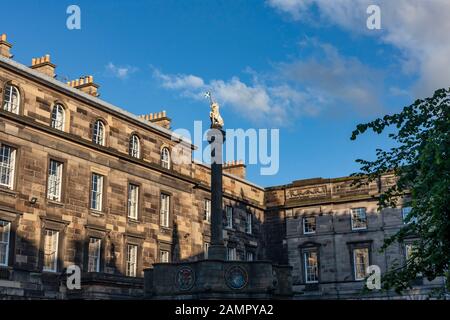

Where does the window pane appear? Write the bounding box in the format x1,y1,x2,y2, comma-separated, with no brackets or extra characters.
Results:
402,207,416,224
204,199,211,222
161,148,170,169
227,247,236,261
126,244,137,277
0,145,16,189
204,243,209,259
93,121,105,145
246,212,252,234
160,194,170,227
43,230,59,272
303,217,316,234
0,220,11,266
160,250,169,263
304,251,319,283
51,104,65,131
3,85,20,114
353,248,369,280
128,184,139,219
88,238,101,272
47,160,63,201
226,206,233,228
130,135,140,158
91,174,103,211
246,251,254,261
351,208,367,230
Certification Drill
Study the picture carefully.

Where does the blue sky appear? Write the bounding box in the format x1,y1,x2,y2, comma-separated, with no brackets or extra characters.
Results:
2,0,449,186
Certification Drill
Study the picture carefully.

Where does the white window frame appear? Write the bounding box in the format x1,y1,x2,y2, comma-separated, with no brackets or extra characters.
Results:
226,206,233,229
161,147,171,169
129,135,140,158
3,84,20,114
90,173,104,211
353,247,369,281
43,229,59,272
0,220,11,266
351,208,368,230
227,247,237,261
126,244,138,277
246,251,254,262
245,212,252,234
160,250,170,263
93,120,105,146
0,144,16,189
204,199,211,223
88,237,101,272
128,184,139,220
160,193,170,228
402,206,416,224
404,242,422,277
304,250,319,283
303,216,316,234
204,242,209,259
47,160,63,201
51,104,65,131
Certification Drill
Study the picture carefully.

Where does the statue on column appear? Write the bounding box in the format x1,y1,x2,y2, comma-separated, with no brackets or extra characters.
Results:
205,92,224,129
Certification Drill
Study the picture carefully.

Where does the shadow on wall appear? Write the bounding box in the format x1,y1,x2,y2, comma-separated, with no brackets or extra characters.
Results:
0,201,284,299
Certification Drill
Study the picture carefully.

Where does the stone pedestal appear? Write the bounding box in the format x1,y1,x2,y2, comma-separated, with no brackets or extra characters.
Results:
144,260,292,299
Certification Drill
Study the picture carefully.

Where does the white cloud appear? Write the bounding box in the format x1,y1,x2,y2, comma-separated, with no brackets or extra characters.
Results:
279,40,384,114
153,42,379,126
266,0,450,97
153,68,320,126
106,62,138,80
154,69,204,89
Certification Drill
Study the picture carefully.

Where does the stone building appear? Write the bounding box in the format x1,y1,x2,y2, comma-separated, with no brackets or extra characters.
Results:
0,35,444,299
265,176,446,299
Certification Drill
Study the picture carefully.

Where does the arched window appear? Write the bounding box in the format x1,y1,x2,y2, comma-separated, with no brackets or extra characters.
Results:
161,147,171,169
93,120,105,146
129,134,140,158
51,104,65,131
3,84,20,114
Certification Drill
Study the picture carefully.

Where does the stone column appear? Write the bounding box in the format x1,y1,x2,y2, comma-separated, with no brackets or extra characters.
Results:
206,127,227,260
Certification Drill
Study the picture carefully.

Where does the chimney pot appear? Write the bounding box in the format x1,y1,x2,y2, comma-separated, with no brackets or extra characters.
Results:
31,54,56,77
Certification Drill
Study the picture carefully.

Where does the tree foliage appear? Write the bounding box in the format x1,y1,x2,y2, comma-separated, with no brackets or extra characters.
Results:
351,88,450,294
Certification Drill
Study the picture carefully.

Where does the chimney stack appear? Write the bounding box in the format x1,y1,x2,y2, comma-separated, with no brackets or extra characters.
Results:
0,34,12,58
67,75,99,97
138,110,171,129
223,160,246,179
31,54,56,78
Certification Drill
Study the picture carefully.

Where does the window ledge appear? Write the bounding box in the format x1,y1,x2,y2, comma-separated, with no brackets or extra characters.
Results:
0,187,18,198
128,218,139,224
351,227,368,232
89,210,105,217
47,200,64,207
